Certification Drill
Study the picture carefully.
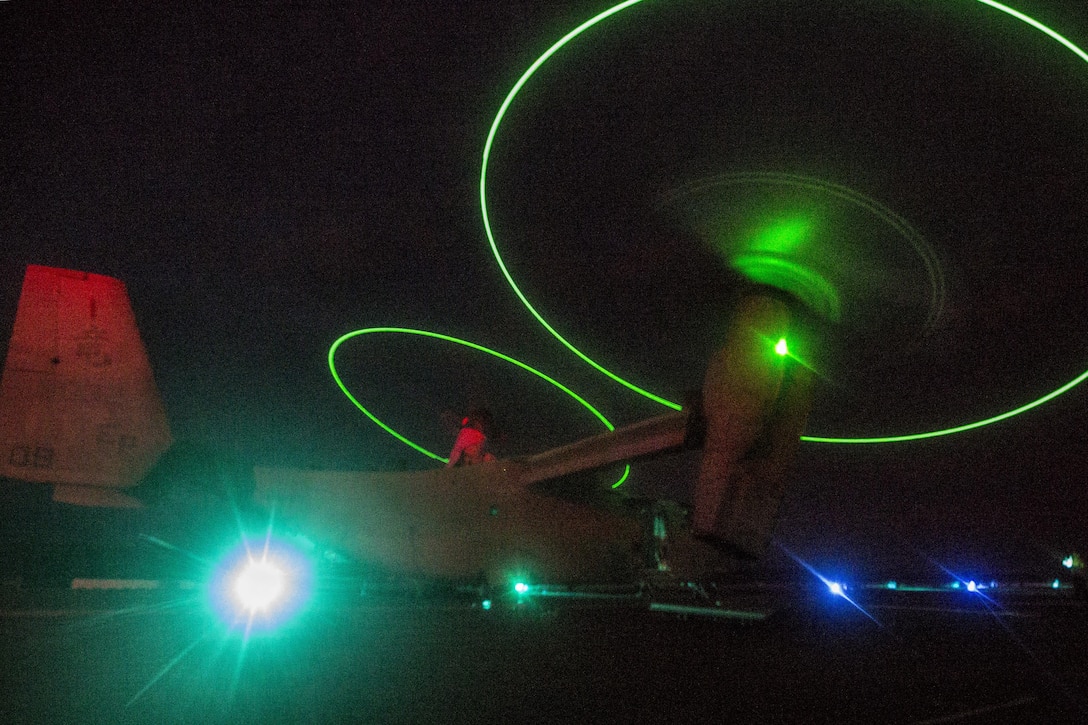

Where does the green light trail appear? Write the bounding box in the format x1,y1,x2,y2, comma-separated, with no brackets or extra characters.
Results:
978,0,1088,64
802,368,1088,443
479,0,1088,444
479,0,671,409
329,328,630,487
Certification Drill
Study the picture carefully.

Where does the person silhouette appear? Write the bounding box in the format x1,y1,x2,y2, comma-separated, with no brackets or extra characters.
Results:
445,408,496,467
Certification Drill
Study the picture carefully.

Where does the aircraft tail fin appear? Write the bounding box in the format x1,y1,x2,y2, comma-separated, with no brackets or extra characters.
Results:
0,266,172,506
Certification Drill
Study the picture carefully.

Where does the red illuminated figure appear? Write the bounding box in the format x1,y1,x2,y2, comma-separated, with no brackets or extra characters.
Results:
446,408,496,467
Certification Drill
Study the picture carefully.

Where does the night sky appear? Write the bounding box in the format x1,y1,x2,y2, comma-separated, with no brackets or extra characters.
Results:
2,1,1087,572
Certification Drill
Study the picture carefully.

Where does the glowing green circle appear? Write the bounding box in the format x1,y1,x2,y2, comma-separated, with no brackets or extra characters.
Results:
329,328,630,486
479,0,1088,444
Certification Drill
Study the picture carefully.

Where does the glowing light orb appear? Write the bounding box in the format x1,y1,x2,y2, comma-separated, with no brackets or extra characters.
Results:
827,581,845,597
206,536,313,635
775,338,789,357
479,0,1088,444
329,328,630,487
233,558,286,612
514,581,530,594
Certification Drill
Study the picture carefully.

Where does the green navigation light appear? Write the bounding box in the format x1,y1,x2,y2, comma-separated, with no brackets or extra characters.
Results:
775,338,789,357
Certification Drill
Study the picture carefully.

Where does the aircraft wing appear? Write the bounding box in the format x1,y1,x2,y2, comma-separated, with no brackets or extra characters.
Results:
253,463,646,583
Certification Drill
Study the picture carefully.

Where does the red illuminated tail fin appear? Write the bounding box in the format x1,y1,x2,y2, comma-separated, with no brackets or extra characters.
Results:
0,266,172,507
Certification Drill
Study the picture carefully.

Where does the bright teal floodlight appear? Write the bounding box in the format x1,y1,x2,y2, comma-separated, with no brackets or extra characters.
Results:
234,558,286,612
206,535,314,635
479,0,1088,445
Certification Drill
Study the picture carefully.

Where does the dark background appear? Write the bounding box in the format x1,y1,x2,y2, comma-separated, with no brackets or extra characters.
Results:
2,0,1087,575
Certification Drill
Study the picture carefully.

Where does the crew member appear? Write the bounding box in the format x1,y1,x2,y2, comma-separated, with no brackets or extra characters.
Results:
445,408,496,467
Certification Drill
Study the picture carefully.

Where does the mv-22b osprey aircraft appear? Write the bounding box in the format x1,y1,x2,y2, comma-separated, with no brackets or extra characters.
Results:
0,265,811,588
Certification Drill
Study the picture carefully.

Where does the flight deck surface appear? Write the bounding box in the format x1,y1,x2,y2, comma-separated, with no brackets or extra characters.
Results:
1,580,1084,724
